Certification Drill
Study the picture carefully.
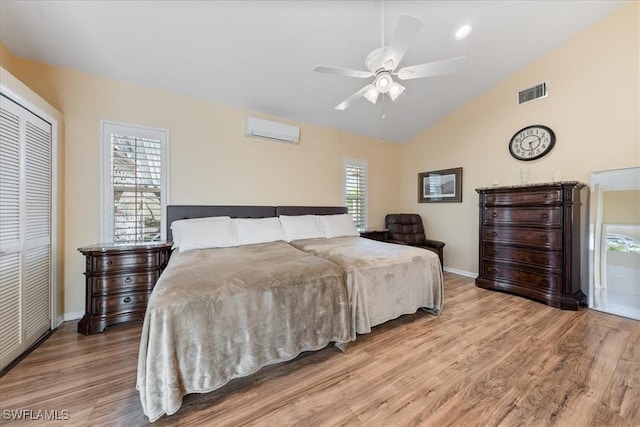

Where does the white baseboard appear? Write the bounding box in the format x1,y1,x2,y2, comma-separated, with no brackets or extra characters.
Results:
56,315,64,327
443,266,478,278
63,311,84,322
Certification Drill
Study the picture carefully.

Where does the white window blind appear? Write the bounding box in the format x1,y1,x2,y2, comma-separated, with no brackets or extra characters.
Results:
343,158,368,231
102,122,169,243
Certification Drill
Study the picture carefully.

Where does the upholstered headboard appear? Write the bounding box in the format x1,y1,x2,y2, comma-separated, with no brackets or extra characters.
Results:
275,206,347,216
166,205,347,241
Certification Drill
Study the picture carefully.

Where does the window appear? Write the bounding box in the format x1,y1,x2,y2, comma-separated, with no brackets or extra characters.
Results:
343,158,368,231
101,122,169,243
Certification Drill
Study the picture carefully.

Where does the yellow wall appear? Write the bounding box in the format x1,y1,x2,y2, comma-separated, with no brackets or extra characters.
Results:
1,64,65,321
8,56,402,316
0,43,15,74
400,2,640,274
603,190,640,224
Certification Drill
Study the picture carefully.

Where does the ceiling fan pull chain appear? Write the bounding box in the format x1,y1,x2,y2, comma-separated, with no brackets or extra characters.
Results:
381,0,385,47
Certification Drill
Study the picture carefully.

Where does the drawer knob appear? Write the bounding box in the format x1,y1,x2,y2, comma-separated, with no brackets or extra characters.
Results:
541,213,548,219
124,276,133,284
492,212,498,218
492,232,498,237
106,260,113,265
540,235,548,241
539,279,549,286
123,296,132,304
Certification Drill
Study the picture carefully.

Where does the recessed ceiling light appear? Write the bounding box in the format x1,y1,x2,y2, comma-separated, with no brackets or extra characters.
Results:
455,24,472,40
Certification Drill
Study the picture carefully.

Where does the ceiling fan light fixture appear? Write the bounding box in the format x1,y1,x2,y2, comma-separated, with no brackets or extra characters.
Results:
388,82,405,101
363,86,380,104
455,24,472,40
375,72,393,93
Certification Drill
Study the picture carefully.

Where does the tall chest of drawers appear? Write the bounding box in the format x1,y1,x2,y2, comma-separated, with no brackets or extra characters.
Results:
78,242,172,334
475,182,586,310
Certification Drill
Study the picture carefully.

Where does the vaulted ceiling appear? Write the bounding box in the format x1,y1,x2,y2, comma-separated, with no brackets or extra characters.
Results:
0,1,628,142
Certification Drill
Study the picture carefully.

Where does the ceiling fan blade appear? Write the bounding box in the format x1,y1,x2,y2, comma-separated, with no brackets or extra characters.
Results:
314,66,373,79
396,56,467,80
334,85,373,110
382,14,423,71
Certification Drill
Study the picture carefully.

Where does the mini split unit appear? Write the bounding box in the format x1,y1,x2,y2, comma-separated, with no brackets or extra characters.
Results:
245,116,300,144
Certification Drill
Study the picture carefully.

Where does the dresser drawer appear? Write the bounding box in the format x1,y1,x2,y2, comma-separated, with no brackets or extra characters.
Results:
484,227,562,250
484,207,561,226
483,262,559,291
92,291,149,315
484,190,562,206
91,252,158,273
91,271,157,295
483,244,562,270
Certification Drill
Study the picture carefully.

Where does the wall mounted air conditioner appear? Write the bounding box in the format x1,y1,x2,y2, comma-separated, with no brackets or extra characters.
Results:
245,116,300,144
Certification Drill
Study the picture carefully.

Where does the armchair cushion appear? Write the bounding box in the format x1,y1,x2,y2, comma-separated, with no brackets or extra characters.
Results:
385,213,445,268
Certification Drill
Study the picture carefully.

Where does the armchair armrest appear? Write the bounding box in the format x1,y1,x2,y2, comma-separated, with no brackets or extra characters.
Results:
422,238,445,250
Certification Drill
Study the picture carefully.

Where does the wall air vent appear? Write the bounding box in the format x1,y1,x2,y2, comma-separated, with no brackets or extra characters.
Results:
518,82,547,104
245,116,300,144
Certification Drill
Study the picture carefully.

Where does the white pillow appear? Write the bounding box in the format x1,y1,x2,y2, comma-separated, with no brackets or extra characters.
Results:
279,215,325,242
176,217,238,252
171,216,231,249
236,217,286,246
319,214,360,238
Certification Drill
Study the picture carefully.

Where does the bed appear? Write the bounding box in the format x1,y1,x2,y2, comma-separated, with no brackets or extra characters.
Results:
137,205,443,422
286,236,443,334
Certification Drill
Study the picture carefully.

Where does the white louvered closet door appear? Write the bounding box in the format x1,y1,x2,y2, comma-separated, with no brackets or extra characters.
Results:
0,95,52,371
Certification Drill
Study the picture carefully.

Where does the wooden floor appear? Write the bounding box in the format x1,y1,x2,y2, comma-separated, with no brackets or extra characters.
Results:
1,273,639,426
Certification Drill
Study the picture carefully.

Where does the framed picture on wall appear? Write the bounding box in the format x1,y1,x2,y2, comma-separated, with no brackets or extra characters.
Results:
418,167,463,203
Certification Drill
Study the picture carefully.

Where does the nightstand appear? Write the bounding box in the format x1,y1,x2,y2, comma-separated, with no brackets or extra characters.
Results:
77,241,172,334
360,229,389,242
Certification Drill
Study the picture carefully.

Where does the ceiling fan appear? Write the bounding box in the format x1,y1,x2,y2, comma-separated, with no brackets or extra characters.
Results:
314,14,467,110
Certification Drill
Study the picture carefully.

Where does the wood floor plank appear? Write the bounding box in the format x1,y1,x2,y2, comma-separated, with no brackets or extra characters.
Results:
0,273,638,426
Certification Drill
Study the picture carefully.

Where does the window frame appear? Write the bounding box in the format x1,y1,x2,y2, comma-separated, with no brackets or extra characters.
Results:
342,157,368,231
100,121,170,243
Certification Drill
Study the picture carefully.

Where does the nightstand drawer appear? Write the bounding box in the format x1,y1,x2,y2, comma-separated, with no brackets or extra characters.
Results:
91,272,157,295
92,252,158,273
484,207,561,226
92,291,149,315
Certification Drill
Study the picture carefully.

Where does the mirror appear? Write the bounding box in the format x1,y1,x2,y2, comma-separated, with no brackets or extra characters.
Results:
588,167,640,320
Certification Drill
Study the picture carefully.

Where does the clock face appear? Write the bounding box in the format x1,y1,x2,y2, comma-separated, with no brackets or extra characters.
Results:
509,125,556,161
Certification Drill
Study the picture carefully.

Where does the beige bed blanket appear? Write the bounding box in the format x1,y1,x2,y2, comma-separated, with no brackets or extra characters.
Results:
289,237,443,334
136,241,352,422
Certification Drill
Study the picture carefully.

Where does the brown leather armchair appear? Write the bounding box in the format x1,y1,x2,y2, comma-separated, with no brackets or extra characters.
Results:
385,213,445,268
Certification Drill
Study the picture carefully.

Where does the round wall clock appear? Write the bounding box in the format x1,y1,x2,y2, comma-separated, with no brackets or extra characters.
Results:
508,125,555,161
